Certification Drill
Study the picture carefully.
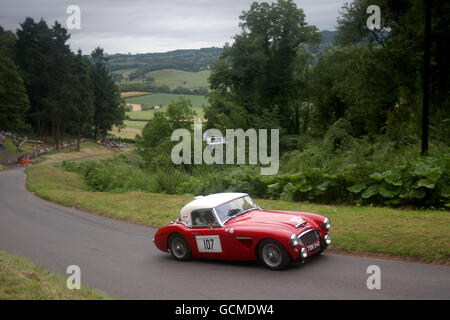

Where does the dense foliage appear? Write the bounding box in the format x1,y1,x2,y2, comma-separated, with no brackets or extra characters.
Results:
0,27,30,132
62,137,449,209
4,0,449,210
119,0,448,209
0,18,125,145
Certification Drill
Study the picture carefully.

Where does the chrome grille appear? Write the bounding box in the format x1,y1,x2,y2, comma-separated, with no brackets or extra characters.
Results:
299,229,319,246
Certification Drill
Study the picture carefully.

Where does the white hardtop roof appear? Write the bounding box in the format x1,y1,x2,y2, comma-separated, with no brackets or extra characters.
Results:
179,193,248,224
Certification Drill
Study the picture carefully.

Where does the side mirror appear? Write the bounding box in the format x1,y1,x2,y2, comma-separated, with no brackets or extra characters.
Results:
208,222,220,229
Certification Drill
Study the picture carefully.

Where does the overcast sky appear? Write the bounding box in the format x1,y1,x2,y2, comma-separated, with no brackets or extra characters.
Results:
0,0,348,54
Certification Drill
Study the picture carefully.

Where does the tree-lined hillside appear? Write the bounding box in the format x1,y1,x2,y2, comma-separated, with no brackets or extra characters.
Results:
106,31,337,82
133,0,449,209
106,47,222,80
0,18,125,146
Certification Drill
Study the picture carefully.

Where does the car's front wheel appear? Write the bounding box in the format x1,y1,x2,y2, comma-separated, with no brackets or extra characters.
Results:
168,234,192,261
258,239,292,270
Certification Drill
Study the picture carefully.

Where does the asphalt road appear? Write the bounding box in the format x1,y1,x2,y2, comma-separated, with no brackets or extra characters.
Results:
0,168,449,299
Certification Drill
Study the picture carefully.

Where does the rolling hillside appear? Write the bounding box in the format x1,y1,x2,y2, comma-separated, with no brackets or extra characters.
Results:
107,31,337,86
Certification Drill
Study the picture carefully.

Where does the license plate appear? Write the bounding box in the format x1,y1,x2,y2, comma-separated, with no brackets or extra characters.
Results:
306,241,320,252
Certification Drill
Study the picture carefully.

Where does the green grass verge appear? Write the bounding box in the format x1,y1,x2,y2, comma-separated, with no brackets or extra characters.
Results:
0,250,112,299
111,68,137,78
26,165,450,263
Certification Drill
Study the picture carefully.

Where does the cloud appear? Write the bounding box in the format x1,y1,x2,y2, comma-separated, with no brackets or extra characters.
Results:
0,0,347,54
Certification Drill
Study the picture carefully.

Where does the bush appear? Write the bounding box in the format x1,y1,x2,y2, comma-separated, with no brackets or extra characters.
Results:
62,137,449,209
62,155,160,193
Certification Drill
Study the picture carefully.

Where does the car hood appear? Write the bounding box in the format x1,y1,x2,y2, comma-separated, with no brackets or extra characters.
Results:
224,209,316,231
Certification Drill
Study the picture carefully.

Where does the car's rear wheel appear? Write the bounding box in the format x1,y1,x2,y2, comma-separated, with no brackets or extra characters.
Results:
258,239,292,270
169,234,192,261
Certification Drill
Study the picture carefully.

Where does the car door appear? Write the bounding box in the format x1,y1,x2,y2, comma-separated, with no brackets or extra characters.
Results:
186,209,227,259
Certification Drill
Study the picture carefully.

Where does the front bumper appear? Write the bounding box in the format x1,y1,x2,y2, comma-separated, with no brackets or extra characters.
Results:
294,234,330,261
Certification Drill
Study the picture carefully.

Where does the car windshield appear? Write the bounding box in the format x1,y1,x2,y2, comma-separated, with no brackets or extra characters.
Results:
215,196,259,224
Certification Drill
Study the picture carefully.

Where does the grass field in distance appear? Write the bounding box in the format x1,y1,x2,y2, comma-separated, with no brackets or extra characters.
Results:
145,69,210,89
124,93,207,108
113,68,210,90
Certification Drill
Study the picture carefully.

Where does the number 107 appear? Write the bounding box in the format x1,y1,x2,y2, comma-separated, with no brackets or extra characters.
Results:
203,239,214,250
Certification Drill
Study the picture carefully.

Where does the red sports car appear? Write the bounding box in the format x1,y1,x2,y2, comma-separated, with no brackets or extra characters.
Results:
153,193,331,270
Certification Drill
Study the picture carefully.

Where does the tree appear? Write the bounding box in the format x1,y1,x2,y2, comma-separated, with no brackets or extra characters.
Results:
67,50,95,151
135,111,172,169
15,18,53,137
166,97,197,131
308,47,358,135
90,47,125,140
335,0,450,144
206,0,320,134
15,18,79,145
47,21,73,147
0,27,30,132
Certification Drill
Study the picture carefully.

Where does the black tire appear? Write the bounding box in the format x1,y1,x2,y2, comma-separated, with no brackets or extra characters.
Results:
258,239,292,270
168,234,192,261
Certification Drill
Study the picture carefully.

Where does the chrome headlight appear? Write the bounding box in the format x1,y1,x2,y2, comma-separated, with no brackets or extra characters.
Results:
290,234,301,246
300,247,308,258
323,218,331,230
324,234,331,245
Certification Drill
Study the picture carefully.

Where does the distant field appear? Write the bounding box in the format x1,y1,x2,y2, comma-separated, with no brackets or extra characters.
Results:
112,68,210,91
111,68,137,78
123,120,147,129
145,69,210,89
125,93,207,108
110,120,147,139
125,103,142,112
126,106,204,120
120,91,151,98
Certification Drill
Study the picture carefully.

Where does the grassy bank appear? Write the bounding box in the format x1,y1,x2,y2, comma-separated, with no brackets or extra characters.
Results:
0,250,112,299
26,164,450,263
36,141,125,165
